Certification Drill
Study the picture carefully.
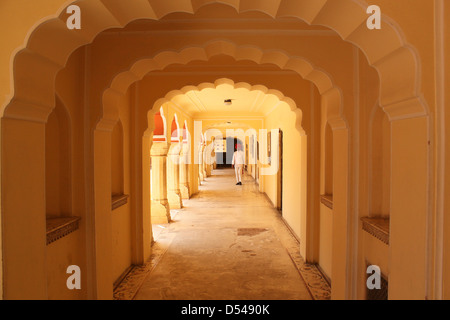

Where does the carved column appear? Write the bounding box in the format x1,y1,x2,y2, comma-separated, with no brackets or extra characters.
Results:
2,117,47,299
150,142,171,224
167,142,182,209
205,142,214,176
202,143,207,178
388,115,428,300
198,144,204,182
179,142,190,199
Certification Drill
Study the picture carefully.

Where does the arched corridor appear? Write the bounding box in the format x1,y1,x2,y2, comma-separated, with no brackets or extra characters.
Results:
0,0,449,302
116,168,327,300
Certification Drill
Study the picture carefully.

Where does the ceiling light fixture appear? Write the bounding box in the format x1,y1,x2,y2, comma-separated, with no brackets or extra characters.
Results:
224,99,233,106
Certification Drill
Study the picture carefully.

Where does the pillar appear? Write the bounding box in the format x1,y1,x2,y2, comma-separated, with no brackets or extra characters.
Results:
179,142,190,199
198,144,204,182
93,128,114,299
330,127,349,300
205,162,211,177
205,144,214,176
167,142,182,209
202,144,207,178
1,117,47,299
137,133,152,263
150,142,171,224
388,116,428,299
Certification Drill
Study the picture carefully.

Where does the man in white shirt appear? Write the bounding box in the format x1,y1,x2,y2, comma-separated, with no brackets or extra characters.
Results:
232,143,245,185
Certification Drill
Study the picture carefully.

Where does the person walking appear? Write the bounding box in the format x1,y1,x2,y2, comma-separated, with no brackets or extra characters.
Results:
232,143,245,185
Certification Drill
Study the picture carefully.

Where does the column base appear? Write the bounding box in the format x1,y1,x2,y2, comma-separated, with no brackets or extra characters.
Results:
151,200,171,224
168,190,183,209
180,184,190,199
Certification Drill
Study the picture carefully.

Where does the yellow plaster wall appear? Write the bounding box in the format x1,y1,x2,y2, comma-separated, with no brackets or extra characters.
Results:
46,98,71,217
360,232,390,299
47,230,85,300
319,204,333,280
111,88,132,284
263,100,308,242
55,46,86,219
111,204,132,283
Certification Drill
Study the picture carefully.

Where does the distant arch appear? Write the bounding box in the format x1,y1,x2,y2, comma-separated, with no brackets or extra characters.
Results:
153,107,167,142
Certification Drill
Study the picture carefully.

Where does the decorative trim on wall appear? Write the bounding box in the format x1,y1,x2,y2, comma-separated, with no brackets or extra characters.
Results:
112,194,129,211
361,217,390,245
320,194,333,210
46,217,81,245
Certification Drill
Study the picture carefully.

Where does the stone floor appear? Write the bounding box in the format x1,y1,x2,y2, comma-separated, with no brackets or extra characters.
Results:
114,169,330,300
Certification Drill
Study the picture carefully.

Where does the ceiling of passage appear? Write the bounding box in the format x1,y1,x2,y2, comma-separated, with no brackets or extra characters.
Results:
166,79,291,117
204,121,256,133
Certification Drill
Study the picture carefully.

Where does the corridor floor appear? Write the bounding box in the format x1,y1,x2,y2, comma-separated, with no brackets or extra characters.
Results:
115,169,330,300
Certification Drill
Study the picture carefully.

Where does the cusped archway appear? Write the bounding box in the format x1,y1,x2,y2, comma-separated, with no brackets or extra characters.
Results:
3,0,426,123
100,41,342,136
145,77,305,135
1,0,431,300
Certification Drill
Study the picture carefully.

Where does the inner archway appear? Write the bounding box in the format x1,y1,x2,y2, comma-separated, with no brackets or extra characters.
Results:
0,0,432,300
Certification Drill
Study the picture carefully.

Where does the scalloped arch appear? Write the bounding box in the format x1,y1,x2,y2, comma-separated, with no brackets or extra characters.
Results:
5,0,426,122
145,78,306,136
101,41,338,132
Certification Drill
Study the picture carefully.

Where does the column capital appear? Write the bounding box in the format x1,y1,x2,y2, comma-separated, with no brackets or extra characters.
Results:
180,142,190,155
150,142,170,157
168,142,182,156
